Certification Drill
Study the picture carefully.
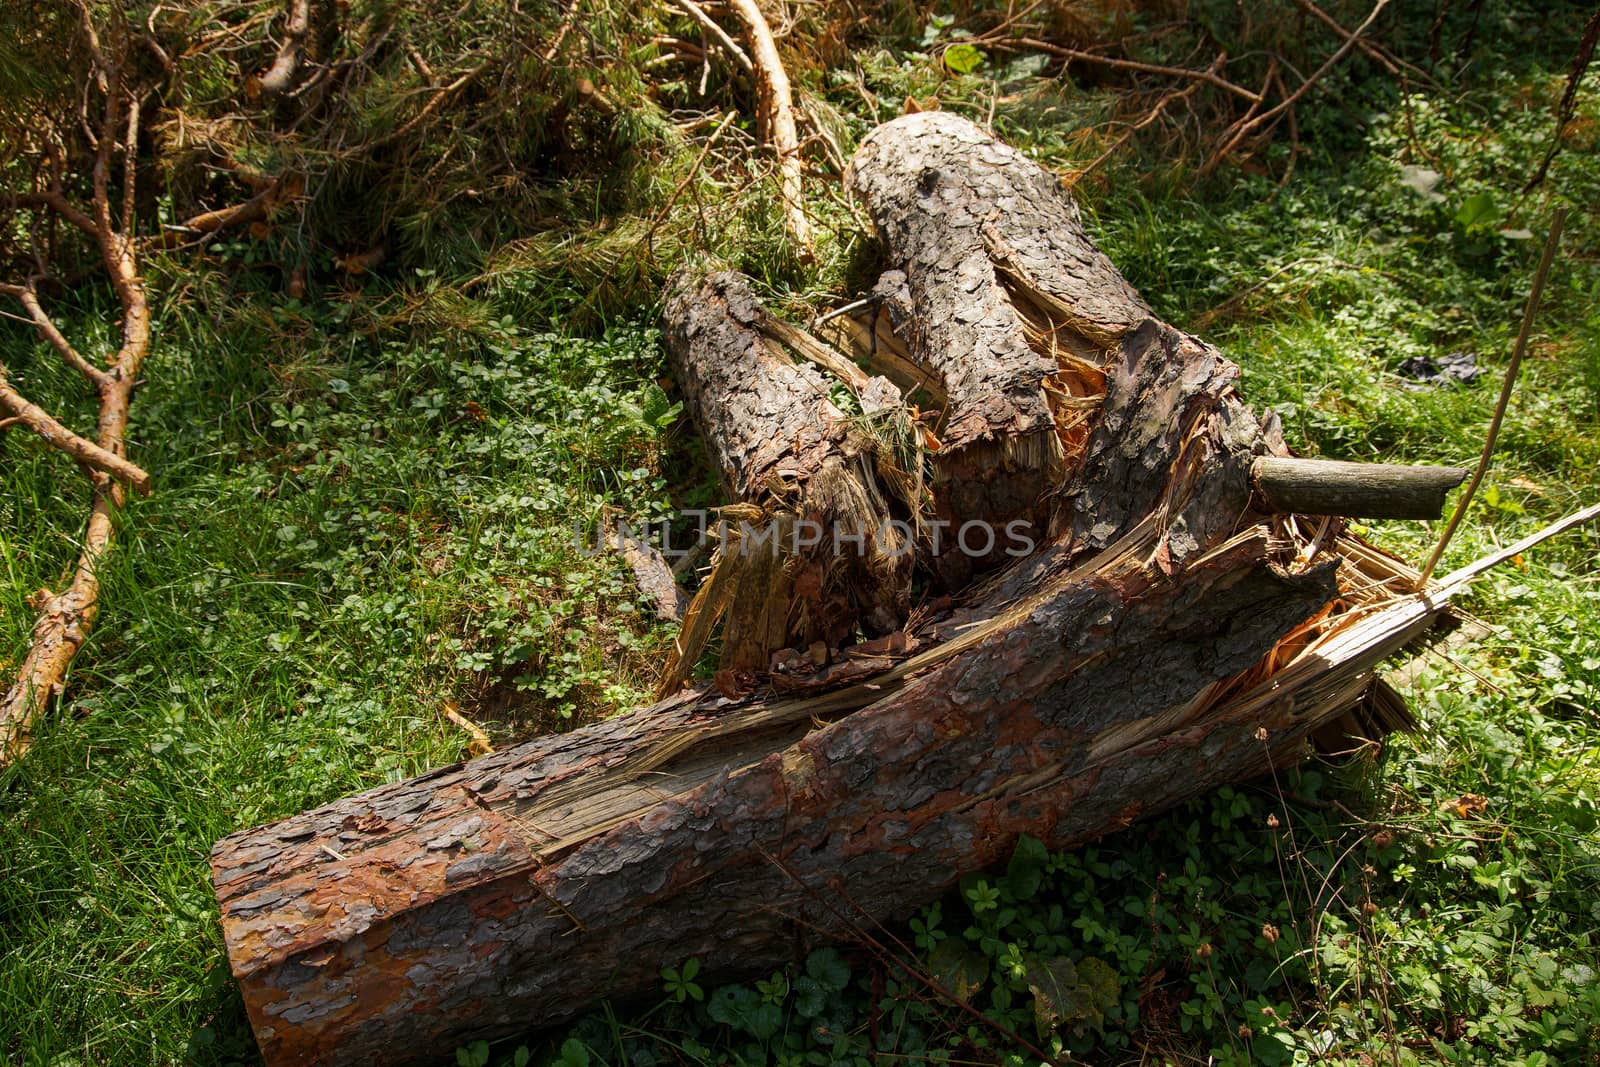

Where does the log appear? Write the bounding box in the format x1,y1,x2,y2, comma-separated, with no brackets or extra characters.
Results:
1252,457,1469,519
846,112,1153,563
213,115,1461,1067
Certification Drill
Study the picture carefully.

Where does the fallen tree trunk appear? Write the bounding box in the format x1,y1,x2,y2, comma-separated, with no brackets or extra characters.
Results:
214,114,1471,1066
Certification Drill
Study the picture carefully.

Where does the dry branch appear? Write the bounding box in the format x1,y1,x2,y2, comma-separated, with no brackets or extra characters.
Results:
251,0,312,99
727,0,814,258
1252,458,1467,520
1202,0,1392,175
1009,37,1261,102
1,19,156,766
671,0,755,74
0,372,151,493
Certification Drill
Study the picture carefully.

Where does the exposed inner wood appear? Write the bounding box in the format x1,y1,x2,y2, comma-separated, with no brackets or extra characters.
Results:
846,111,1155,569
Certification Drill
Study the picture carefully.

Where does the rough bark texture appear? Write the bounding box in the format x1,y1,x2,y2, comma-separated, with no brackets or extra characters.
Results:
213,115,1454,1066
659,271,916,688
664,270,852,501
215,525,1386,1067
846,112,1155,559
0,53,154,764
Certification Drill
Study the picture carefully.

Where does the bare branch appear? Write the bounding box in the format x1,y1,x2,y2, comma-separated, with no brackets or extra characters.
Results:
1,484,118,762
120,88,141,237
0,371,151,493
1203,0,1392,174
89,63,122,242
11,190,100,240
727,0,814,259
671,0,754,75
253,0,312,99
1009,37,1263,103
0,281,114,387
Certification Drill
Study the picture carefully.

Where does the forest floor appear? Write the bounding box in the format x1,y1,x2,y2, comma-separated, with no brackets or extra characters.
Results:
3,2,1600,1065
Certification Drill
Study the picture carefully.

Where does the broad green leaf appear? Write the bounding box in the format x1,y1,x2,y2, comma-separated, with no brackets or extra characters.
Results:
928,938,990,1003
942,43,985,74
1454,192,1501,229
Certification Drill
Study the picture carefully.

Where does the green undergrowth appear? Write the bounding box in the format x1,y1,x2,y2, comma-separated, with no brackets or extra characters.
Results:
3,1,1600,1065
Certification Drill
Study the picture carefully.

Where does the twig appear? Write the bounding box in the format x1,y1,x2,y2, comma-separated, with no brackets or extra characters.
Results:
1012,36,1261,103
1071,64,1213,181
1294,0,1436,86
640,109,738,253
1523,3,1600,193
541,0,583,62
0,372,152,492
443,704,495,756
1436,497,1600,591
1203,0,1391,176
254,0,312,98
727,0,815,260
0,281,113,387
1415,207,1568,589
670,0,754,74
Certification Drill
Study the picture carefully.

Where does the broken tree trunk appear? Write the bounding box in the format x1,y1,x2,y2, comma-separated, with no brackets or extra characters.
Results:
658,271,919,690
213,114,1470,1067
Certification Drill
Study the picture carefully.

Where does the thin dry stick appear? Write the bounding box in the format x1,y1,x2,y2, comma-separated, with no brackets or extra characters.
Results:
727,0,815,259
443,704,495,756
1415,206,1568,590
0,373,152,492
1436,498,1600,591
1523,3,1600,194
1294,0,1436,85
1203,0,1391,175
254,0,311,97
671,0,754,74
1071,64,1212,181
1013,36,1261,102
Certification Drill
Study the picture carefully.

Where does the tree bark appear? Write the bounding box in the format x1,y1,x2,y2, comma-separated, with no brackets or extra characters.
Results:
658,271,917,690
846,112,1155,570
1,51,153,765
213,114,1459,1066
1251,457,1468,519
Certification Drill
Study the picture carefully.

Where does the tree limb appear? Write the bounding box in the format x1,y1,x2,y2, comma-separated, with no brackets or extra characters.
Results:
253,0,312,99
1010,37,1262,103
2,20,157,766
671,0,754,74
0,371,151,493
0,282,114,387
1202,0,1391,175
727,0,814,259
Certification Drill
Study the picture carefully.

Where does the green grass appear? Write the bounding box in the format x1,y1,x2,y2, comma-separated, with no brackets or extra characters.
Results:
4,2,1600,1065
